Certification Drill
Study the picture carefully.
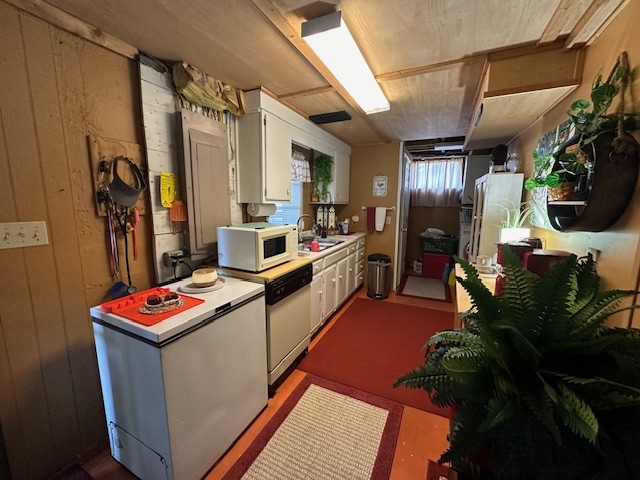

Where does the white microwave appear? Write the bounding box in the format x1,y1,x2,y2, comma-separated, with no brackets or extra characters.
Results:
217,223,298,272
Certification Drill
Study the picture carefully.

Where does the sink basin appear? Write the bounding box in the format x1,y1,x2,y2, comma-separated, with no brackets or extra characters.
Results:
298,238,345,252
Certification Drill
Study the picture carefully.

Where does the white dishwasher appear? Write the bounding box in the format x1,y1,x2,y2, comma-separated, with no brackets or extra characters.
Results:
90,276,267,480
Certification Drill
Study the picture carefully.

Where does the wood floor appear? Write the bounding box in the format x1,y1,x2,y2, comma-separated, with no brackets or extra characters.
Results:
81,286,454,480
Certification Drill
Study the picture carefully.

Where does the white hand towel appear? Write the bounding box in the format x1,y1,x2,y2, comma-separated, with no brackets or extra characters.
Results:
375,207,386,232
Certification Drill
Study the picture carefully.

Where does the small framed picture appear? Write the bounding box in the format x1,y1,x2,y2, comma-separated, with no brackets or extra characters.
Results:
373,175,387,196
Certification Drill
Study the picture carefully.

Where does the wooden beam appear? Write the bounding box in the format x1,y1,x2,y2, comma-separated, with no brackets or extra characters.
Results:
374,40,567,84
2,0,138,59
564,0,607,48
278,85,335,100
375,54,485,83
249,0,390,143
539,0,589,44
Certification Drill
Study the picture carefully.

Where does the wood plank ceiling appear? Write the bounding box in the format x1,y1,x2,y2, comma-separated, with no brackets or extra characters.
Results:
42,0,626,147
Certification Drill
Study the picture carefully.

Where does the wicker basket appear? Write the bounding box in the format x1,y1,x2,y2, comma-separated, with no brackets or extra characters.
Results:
547,182,576,201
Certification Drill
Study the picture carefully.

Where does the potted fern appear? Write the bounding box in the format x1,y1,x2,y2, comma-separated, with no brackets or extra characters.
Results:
396,248,640,479
312,153,333,203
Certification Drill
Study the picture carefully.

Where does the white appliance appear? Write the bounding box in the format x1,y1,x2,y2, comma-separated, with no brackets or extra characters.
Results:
469,173,524,261
217,222,297,272
461,154,492,204
90,277,268,480
264,264,312,388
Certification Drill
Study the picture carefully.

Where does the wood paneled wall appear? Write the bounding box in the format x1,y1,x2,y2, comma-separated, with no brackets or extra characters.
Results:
0,4,154,479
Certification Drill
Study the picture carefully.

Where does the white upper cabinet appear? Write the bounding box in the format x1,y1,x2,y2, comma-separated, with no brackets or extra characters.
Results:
237,110,292,203
331,150,350,204
237,90,351,205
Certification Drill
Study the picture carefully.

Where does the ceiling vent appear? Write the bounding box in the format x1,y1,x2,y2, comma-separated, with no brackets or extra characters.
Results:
309,110,352,125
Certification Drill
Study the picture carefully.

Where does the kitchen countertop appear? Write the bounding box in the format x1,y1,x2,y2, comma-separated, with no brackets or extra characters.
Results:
218,232,366,283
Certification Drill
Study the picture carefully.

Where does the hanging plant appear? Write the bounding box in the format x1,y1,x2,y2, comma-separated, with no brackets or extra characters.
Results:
313,154,333,202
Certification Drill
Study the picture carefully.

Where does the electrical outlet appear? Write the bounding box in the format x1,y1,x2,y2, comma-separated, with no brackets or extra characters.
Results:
352,215,359,223
162,250,186,267
587,247,600,262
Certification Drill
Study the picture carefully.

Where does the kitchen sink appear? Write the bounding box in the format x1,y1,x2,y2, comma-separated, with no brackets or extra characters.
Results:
298,238,345,252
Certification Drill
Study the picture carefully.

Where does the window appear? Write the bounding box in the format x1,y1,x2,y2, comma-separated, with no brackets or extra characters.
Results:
269,181,303,225
409,157,464,207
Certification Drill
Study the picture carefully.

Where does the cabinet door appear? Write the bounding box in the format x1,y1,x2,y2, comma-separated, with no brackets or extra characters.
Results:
310,274,323,334
336,258,348,306
347,253,356,295
179,110,229,258
332,150,350,204
263,112,292,202
322,264,337,322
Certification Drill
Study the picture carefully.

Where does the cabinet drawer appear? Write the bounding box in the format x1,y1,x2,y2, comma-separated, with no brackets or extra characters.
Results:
325,248,347,266
347,243,357,255
312,260,324,276
357,260,364,274
356,273,364,287
357,238,365,250
357,248,365,263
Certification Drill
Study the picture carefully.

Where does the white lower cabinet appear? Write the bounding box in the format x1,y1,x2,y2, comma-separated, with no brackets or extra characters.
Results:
336,258,348,306
322,264,337,322
310,273,323,334
347,253,356,295
310,238,365,336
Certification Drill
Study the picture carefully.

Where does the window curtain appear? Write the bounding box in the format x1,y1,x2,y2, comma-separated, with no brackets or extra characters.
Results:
291,151,311,182
409,157,464,207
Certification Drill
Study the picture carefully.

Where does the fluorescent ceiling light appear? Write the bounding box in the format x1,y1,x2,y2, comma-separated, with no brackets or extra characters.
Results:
434,142,465,151
302,11,389,115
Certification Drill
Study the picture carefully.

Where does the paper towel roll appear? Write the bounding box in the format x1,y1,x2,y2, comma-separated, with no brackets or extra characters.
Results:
247,203,276,217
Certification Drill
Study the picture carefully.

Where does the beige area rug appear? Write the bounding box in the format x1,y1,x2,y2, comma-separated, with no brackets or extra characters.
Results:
244,384,387,479
400,276,446,300
223,375,403,480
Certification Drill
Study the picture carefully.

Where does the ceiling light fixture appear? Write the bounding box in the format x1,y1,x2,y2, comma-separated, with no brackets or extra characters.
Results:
434,141,465,151
301,11,390,115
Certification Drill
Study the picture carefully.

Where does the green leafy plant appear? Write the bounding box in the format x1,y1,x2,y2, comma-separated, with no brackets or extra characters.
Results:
395,249,640,479
312,153,333,201
526,55,639,192
499,201,533,228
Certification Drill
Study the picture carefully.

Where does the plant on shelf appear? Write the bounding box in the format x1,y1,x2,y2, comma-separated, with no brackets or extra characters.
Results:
395,248,640,479
313,153,333,202
498,201,533,243
525,52,640,201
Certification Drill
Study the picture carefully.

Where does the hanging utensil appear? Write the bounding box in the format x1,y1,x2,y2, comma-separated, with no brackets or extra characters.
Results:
131,206,140,260
170,199,187,234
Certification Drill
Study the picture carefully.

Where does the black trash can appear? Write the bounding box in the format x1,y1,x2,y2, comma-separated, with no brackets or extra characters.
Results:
367,253,392,300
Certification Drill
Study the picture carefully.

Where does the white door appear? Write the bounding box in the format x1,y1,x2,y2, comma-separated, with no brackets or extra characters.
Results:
263,112,292,202
396,148,412,288
310,274,323,334
322,264,337,322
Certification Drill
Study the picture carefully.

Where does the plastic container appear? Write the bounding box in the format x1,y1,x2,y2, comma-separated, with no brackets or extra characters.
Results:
367,253,391,300
419,234,459,254
421,253,451,279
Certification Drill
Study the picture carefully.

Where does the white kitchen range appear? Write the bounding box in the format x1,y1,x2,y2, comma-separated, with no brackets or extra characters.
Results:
91,276,267,480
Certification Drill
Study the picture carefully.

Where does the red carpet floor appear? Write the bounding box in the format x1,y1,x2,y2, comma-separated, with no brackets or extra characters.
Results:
299,298,454,417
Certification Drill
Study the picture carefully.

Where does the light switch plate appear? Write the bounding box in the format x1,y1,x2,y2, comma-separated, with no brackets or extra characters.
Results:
1,221,49,249
386,215,391,224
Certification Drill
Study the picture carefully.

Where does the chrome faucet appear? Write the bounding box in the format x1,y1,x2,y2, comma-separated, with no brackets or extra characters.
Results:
296,214,316,243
